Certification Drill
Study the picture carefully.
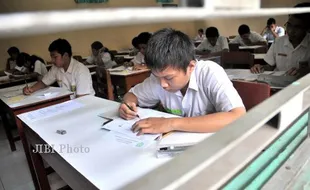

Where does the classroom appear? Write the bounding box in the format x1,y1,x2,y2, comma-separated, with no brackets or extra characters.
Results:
0,0,310,189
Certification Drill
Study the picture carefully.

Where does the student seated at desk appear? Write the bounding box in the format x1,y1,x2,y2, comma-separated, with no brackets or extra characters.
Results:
196,27,229,56
250,6,310,76
261,18,285,42
13,52,29,75
25,55,48,79
230,24,267,46
129,32,152,70
85,41,117,69
6,46,20,71
119,28,246,135
194,28,206,41
23,38,95,97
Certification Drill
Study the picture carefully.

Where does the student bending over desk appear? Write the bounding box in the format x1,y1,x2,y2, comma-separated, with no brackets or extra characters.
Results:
119,28,246,135
6,46,20,71
196,27,229,56
251,6,310,76
23,38,95,97
230,24,267,46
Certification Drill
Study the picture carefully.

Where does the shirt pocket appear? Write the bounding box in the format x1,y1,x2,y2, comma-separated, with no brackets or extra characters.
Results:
276,53,290,70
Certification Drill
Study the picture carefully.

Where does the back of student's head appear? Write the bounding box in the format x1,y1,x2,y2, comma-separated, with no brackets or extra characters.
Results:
205,27,219,38
91,41,104,50
16,52,30,67
267,18,276,26
291,2,310,29
198,28,204,33
137,32,152,45
48,38,72,57
238,24,251,35
7,46,20,56
145,28,195,72
131,37,139,49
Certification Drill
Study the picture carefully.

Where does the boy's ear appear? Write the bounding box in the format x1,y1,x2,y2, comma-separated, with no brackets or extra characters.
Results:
188,60,196,72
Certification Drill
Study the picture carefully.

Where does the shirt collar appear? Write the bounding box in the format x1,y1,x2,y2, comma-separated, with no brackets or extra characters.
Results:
61,58,74,73
187,64,199,91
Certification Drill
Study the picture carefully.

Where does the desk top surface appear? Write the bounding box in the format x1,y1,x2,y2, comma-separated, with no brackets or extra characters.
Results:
0,83,72,109
239,45,265,49
18,95,212,189
109,66,150,76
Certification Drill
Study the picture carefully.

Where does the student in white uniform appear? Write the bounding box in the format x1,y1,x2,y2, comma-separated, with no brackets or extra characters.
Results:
251,6,310,75
194,28,206,41
196,27,229,55
26,55,48,79
119,28,246,135
6,47,20,71
85,41,116,69
261,18,285,42
130,32,152,70
230,24,267,46
14,52,29,74
23,38,95,97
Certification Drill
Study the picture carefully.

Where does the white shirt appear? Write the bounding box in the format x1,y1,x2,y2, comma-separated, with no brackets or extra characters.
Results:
194,34,206,41
196,36,229,53
131,52,145,65
230,31,266,46
263,26,285,42
86,52,116,69
8,59,16,70
15,65,27,73
42,58,95,96
264,33,310,71
34,60,48,76
130,60,244,117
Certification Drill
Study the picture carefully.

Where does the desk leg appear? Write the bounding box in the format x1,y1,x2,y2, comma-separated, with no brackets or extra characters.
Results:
15,118,40,190
1,113,16,151
30,146,51,190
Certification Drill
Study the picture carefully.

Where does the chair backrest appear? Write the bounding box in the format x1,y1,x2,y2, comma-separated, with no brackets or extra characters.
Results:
232,80,270,110
221,51,254,69
96,66,114,100
229,43,240,51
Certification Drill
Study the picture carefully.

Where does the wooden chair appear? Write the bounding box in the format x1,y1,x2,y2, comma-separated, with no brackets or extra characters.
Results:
95,66,114,100
229,43,240,51
232,80,271,110
221,51,254,69
73,55,83,62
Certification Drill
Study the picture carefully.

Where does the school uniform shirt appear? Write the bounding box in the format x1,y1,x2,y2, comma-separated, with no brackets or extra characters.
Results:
194,34,206,41
34,60,48,76
230,31,266,46
130,60,244,117
86,52,116,69
263,26,285,42
131,52,145,65
7,59,16,70
196,36,229,53
42,58,95,96
264,33,310,71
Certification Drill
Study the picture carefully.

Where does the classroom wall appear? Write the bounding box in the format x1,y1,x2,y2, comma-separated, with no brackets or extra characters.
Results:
0,0,307,70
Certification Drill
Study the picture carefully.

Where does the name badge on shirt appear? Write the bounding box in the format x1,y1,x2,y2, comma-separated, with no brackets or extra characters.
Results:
278,53,287,57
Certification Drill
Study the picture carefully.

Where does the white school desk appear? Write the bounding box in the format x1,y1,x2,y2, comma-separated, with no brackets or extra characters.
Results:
18,95,212,190
239,45,265,50
0,84,72,189
109,66,151,92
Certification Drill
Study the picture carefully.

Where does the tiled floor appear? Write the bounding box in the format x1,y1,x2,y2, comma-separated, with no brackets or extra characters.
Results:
0,119,67,190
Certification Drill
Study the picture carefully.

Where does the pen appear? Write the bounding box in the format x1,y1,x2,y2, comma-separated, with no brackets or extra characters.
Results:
123,102,140,118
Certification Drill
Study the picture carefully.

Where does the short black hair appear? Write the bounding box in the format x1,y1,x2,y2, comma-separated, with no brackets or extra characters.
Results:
7,46,20,56
137,32,152,45
291,2,310,29
16,52,30,67
145,28,195,72
198,28,204,33
238,24,250,35
91,41,103,50
48,38,72,57
267,18,276,26
205,27,219,38
132,37,139,49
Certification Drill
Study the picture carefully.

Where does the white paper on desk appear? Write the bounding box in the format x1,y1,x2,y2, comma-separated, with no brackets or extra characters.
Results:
104,131,154,148
24,100,84,122
3,90,23,98
159,132,213,148
225,69,258,81
36,92,60,99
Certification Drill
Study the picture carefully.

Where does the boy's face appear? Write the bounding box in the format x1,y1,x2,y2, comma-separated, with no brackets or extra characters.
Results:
152,61,196,93
207,37,218,46
138,44,147,55
286,16,308,44
50,51,68,68
11,53,18,60
198,31,203,36
92,48,100,56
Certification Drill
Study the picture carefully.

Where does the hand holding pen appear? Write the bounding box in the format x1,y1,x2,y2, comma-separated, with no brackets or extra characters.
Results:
119,102,140,120
22,78,33,95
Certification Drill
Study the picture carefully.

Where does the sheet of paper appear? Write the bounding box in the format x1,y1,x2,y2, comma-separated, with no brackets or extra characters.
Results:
36,92,60,99
3,90,23,98
159,132,213,147
104,131,155,148
7,95,25,104
24,100,84,122
225,69,258,81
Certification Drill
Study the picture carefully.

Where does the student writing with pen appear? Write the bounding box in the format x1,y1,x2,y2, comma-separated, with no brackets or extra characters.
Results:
119,28,246,136
251,3,310,76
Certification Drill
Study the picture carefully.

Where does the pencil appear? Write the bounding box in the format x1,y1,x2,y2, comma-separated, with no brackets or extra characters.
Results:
123,102,140,118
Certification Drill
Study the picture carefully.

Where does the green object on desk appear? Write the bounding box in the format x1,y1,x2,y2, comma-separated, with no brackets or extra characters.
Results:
222,112,308,189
